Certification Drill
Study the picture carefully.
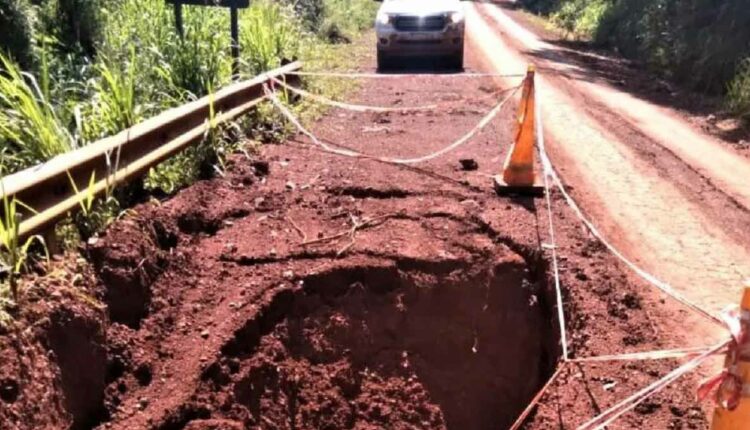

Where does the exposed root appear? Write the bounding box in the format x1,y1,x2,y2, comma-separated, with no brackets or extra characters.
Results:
300,211,405,256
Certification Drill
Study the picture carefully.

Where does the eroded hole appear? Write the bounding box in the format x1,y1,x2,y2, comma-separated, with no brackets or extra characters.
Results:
0,378,19,404
330,185,411,199
203,257,558,429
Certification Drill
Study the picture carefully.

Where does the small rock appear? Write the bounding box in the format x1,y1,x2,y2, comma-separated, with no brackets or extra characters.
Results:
459,158,479,171
200,330,210,339
285,181,296,190
138,397,149,410
634,400,661,415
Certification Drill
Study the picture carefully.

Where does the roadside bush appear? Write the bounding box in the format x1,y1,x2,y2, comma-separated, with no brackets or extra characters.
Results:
0,0,372,183
99,0,228,102
322,0,378,42
283,0,324,31
727,58,750,122
37,0,105,56
0,53,75,173
551,0,610,38
520,0,750,116
0,0,36,69
240,1,302,75
517,0,561,15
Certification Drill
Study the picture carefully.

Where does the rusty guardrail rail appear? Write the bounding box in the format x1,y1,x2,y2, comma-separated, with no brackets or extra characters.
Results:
0,61,302,238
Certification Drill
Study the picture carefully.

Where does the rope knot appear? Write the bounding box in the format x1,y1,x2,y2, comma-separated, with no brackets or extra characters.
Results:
697,307,749,411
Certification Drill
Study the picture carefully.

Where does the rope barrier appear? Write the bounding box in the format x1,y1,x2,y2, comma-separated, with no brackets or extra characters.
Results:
286,70,527,79
509,363,568,430
576,338,731,430
263,83,521,165
535,86,570,362
264,74,728,429
531,80,734,430
569,344,725,363
534,94,725,327
269,76,438,113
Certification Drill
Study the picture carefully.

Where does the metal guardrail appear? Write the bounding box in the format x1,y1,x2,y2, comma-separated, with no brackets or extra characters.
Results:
0,61,302,238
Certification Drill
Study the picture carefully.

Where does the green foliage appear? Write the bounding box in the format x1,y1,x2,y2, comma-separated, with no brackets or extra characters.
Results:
0,0,374,195
0,53,75,173
240,2,302,75
551,0,611,38
37,0,105,55
144,92,241,193
99,0,228,101
282,0,325,31
80,53,142,142
0,180,47,302
727,58,750,122
0,0,36,69
520,0,750,117
0,0,375,304
319,0,377,43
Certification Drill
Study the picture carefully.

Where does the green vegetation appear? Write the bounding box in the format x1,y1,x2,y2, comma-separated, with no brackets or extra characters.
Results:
518,0,750,121
0,0,377,307
0,0,35,70
0,0,376,185
0,53,76,174
0,183,47,303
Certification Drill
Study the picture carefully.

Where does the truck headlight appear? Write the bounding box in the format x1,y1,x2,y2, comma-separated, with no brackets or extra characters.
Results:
376,12,391,25
450,11,464,24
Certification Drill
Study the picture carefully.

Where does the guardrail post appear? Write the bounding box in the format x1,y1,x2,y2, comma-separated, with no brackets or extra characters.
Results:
711,283,750,429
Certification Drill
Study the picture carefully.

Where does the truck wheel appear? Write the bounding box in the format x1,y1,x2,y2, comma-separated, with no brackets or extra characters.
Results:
377,50,390,72
449,49,464,71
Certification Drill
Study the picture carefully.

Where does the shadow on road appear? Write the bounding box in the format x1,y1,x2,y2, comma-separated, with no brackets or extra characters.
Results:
378,56,464,74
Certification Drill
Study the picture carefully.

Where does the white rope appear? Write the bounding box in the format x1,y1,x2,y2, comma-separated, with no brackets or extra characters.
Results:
535,100,725,327
263,83,521,165
287,71,527,79
269,76,437,113
535,85,570,362
577,338,730,430
569,344,726,363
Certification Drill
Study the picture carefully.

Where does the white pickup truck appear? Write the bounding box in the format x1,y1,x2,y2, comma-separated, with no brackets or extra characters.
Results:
374,0,466,70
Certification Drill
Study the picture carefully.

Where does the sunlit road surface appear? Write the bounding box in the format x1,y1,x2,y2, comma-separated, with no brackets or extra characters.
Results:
464,0,750,344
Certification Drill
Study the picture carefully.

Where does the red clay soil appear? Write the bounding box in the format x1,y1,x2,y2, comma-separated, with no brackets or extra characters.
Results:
0,42,712,430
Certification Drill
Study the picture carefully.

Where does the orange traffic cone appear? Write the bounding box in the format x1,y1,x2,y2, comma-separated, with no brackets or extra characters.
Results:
711,284,750,429
494,65,544,196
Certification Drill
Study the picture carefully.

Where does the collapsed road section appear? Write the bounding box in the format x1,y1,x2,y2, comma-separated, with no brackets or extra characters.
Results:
0,47,720,430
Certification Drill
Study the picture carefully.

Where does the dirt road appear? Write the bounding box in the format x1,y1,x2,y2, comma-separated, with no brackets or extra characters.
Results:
5,5,749,429
465,0,750,344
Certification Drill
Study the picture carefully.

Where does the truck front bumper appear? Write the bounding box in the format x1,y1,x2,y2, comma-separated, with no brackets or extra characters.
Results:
376,24,465,57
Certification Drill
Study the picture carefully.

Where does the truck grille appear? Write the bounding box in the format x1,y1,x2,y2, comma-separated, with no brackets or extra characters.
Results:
393,15,447,32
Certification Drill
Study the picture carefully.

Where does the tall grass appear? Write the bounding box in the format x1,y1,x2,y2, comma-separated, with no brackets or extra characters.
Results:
0,0,36,69
240,2,302,75
80,52,141,142
519,0,750,122
728,58,750,122
0,53,75,173
0,178,47,303
321,0,378,40
0,0,374,183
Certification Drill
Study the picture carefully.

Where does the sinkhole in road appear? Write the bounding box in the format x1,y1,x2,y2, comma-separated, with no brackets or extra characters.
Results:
198,256,560,430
